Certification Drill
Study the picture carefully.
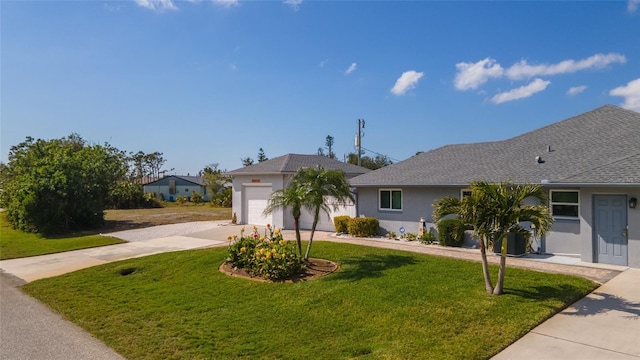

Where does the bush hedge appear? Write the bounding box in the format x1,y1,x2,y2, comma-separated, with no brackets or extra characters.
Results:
347,217,379,237
333,215,351,233
437,218,467,247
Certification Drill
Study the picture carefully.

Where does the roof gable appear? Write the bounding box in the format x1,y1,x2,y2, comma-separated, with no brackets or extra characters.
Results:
143,175,206,186
225,154,370,176
351,105,640,187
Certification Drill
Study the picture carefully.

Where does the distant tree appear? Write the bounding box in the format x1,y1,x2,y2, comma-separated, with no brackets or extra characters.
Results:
317,147,325,156
241,157,254,167
325,135,336,159
0,134,127,234
126,150,168,182
346,152,393,170
201,163,232,207
257,148,268,163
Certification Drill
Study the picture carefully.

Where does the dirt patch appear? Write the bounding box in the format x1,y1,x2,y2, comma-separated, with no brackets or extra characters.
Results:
219,258,340,283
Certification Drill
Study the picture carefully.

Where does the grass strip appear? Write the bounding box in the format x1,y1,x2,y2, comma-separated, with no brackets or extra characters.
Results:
0,214,124,260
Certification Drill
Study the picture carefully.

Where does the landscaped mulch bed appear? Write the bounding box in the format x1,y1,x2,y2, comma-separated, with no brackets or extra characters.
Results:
219,258,339,283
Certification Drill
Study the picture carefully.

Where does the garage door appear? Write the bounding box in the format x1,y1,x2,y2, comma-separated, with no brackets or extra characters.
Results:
245,186,272,226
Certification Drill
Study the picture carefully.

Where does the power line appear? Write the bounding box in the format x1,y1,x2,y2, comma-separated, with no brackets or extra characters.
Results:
360,146,400,163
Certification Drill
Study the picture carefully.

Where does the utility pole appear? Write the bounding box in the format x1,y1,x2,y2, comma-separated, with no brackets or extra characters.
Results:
356,119,365,167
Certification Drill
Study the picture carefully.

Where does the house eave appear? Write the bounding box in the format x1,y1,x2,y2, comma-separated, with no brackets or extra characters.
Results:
541,181,640,187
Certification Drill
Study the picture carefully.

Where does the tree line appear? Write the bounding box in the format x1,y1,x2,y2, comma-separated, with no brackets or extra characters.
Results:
0,134,230,234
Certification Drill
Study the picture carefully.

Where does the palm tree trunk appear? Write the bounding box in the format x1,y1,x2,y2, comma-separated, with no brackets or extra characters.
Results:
479,236,494,294
304,208,320,260
493,234,508,295
294,216,302,257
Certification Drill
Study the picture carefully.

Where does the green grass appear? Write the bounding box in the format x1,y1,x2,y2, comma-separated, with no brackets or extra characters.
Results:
0,214,124,260
23,242,597,359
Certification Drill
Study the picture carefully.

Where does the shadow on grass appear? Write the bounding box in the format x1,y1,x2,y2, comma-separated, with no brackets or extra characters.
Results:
329,254,417,282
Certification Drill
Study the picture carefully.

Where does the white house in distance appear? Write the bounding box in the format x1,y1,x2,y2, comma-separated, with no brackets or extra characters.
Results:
143,175,208,202
225,154,369,231
350,105,640,268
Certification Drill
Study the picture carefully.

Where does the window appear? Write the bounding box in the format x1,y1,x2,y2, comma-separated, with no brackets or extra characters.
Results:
461,189,472,199
379,189,402,211
550,190,579,218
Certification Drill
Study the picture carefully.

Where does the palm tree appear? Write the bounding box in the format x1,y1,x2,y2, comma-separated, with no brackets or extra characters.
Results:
434,181,553,295
291,166,355,261
263,185,307,257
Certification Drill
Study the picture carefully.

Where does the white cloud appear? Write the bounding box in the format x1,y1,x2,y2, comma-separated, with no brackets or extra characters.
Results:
213,0,239,7
491,78,551,104
319,59,328,68
609,78,640,111
345,63,357,75
628,0,640,13
390,70,425,96
567,85,587,96
283,0,302,11
104,3,122,11
454,58,504,91
506,53,627,80
134,0,178,10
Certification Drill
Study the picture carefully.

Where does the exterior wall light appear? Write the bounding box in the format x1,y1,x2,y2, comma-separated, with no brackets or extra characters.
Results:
630,197,637,209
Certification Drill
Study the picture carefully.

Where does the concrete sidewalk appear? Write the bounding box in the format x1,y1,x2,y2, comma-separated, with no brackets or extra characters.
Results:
493,268,640,359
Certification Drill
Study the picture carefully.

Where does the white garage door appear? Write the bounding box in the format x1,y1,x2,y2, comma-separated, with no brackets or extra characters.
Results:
245,186,272,226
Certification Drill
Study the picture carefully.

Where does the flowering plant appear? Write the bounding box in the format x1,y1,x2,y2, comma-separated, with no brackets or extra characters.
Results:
226,225,304,280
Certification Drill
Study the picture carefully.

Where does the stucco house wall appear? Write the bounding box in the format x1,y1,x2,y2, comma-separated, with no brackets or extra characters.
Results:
350,105,640,268
227,154,368,231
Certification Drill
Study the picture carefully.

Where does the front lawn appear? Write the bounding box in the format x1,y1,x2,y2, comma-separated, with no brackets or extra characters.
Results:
0,214,124,260
23,242,596,359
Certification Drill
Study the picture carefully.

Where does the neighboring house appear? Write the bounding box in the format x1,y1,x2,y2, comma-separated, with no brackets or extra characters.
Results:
226,154,369,231
143,175,209,202
350,105,640,268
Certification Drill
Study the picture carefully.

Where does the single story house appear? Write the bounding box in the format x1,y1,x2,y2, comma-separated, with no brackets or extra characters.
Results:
143,175,209,202
350,105,640,268
226,154,369,231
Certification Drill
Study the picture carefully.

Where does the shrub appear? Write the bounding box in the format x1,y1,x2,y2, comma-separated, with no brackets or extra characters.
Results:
334,215,351,233
226,226,304,280
387,231,397,240
210,187,232,207
191,192,203,204
347,217,379,237
419,231,435,244
405,233,418,241
437,218,467,247
109,182,146,209
176,195,187,206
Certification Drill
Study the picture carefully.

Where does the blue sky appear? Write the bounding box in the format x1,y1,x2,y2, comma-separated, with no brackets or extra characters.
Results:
2,0,639,174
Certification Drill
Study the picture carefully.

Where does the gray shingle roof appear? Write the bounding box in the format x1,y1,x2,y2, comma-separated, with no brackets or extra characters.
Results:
225,154,370,176
350,105,640,187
